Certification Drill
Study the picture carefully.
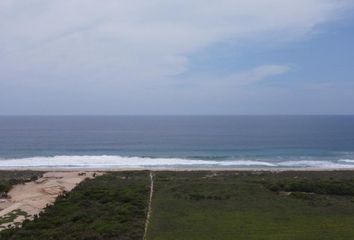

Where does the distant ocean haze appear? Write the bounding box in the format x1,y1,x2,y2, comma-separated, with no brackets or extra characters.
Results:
0,116,354,169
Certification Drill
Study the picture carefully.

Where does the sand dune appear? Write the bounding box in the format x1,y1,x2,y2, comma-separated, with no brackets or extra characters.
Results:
0,171,102,230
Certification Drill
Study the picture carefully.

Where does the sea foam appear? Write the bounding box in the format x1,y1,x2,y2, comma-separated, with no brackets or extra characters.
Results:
0,155,354,169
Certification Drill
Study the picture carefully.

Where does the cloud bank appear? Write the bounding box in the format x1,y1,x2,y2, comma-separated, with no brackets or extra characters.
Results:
0,0,353,114
1,0,351,80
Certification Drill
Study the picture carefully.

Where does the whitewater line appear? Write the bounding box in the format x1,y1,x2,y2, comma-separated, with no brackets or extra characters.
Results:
143,171,154,240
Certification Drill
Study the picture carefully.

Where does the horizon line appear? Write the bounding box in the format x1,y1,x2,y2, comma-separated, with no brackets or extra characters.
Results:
0,114,354,117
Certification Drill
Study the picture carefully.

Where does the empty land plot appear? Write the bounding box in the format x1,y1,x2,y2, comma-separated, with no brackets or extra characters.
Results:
147,171,354,240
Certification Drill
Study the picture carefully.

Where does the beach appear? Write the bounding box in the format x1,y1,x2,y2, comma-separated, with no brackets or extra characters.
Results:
1,116,354,238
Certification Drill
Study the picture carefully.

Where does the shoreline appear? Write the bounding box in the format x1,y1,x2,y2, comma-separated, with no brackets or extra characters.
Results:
1,167,354,172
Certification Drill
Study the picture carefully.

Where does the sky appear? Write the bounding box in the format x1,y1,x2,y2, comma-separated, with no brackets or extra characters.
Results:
0,0,354,115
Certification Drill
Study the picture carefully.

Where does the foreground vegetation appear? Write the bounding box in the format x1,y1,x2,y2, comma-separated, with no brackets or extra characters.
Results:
0,172,150,240
1,170,354,239
147,171,354,240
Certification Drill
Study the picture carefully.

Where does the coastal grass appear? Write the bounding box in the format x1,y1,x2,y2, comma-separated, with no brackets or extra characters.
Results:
0,171,150,240
147,171,354,240
0,209,29,227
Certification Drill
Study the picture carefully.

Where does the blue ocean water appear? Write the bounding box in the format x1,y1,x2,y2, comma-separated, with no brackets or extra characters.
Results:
0,116,354,168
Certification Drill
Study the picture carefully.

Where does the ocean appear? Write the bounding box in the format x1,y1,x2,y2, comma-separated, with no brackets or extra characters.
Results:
0,115,354,169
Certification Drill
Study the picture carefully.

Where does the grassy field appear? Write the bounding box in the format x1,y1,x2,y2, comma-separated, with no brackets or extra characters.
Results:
147,171,354,240
0,171,150,240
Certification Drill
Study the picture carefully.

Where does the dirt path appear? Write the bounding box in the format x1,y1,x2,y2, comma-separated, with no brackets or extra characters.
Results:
143,171,154,240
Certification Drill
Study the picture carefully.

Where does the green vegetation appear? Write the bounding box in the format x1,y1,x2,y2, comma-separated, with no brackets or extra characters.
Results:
0,172,150,240
265,178,354,196
0,171,42,197
147,171,354,240
2,170,354,240
0,210,29,227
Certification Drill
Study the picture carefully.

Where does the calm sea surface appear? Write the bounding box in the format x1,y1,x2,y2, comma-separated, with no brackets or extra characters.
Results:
0,116,354,168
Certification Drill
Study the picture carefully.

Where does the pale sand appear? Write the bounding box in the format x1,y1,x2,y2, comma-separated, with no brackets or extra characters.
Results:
0,171,102,230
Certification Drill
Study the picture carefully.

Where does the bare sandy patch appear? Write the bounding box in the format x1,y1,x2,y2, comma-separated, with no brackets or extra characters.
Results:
0,171,102,230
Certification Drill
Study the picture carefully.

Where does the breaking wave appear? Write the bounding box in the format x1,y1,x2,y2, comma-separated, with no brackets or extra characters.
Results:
339,159,354,163
1,155,354,169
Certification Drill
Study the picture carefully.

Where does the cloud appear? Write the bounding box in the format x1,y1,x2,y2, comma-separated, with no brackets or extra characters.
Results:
188,64,291,92
228,65,291,85
0,0,352,85
0,0,353,114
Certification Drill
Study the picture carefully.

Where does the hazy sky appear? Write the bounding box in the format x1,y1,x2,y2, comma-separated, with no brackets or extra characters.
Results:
1,0,354,115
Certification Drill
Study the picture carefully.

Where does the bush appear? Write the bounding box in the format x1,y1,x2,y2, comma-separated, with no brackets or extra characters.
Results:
0,172,150,240
265,178,354,196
